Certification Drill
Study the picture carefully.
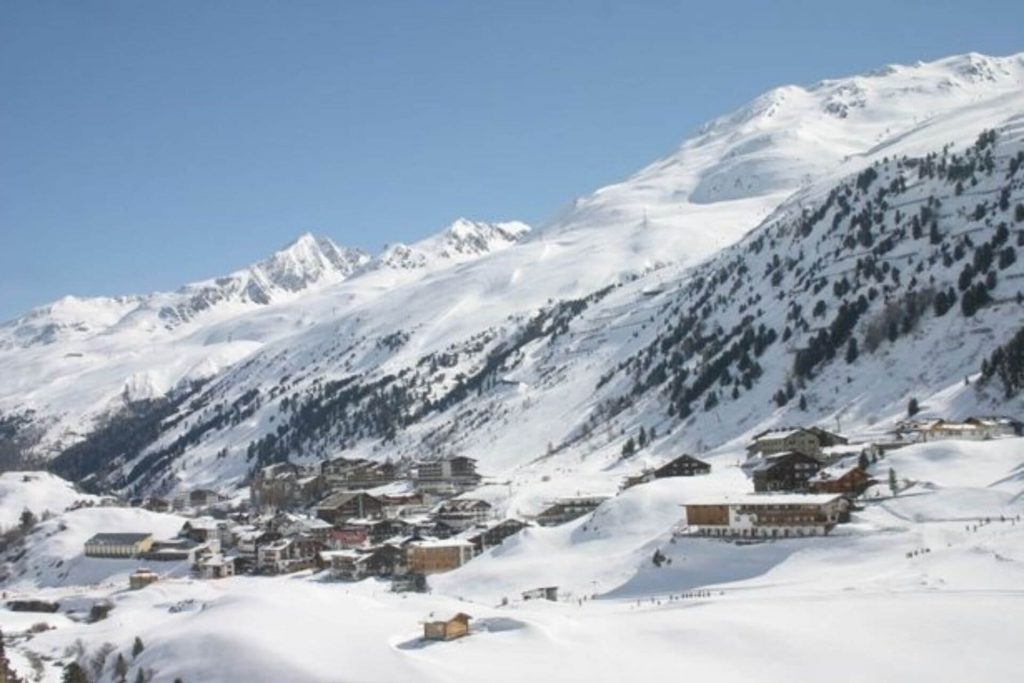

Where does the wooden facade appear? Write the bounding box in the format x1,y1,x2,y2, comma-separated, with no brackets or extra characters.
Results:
752,452,821,492
423,613,471,641
685,494,848,538
407,540,474,574
748,427,847,459
315,491,383,525
653,454,711,478
808,466,873,495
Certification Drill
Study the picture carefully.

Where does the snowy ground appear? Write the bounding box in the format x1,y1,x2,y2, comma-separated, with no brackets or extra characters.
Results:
2,438,1022,682
0,472,98,531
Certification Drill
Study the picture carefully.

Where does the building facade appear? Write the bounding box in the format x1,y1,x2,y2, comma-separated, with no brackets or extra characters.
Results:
84,533,154,558
684,494,848,538
406,540,474,574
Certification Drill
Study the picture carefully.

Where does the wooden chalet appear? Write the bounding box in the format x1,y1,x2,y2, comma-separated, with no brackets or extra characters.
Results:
315,491,383,525
534,496,608,527
808,465,874,496
423,613,471,641
751,452,821,492
407,539,474,574
622,454,711,489
464,518,529,553
747,427,847,459
435,498,493,530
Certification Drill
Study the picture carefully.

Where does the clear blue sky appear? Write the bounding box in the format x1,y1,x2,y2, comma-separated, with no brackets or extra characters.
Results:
2,1,1022,320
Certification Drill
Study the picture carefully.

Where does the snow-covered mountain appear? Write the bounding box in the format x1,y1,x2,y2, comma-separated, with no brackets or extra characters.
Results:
0,233,365,351
2,52,1024,496
0,220,528,455
373,219,530,270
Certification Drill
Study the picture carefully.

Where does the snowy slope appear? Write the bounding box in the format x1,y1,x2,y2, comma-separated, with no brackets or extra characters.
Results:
3,506,189,591
1,52,1023,499
55,56,1024,498
1,440,1022,683
0,472,98,531
0,221,529,457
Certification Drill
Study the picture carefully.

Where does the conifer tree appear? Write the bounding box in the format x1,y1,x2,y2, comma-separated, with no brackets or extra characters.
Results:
907,397,920,417
62,662,88,683
845,337,859,364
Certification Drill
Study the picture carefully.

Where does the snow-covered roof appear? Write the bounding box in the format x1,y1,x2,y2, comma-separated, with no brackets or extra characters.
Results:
685,493,845,506
409,538,474,549
319,549,363,561
808,464,864,482
85,532,153,545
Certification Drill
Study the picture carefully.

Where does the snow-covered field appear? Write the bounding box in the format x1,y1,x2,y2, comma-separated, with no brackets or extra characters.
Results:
2,438,1022,682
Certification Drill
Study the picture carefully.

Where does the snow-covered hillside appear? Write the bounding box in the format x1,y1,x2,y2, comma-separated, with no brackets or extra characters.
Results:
1,440,1021,683
0,220,529,459
1,52,1024,502
0,472,98,531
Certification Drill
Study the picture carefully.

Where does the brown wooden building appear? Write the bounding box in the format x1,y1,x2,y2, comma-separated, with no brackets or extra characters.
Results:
752,452,821,492
407,539,474,574
623,454,711,489
315,491,383,525
684,494,848,538
424,613,471,641
808,465,874,496
747,427,847,459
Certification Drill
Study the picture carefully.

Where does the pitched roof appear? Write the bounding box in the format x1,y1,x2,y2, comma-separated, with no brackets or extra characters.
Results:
317,490,378,509
438,498,492,512
86,533,152,546
685,493,845,506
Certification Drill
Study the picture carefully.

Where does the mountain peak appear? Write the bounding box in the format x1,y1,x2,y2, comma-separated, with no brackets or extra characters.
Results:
373,219,531,271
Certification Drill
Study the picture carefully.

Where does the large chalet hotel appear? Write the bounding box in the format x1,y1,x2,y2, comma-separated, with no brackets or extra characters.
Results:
684,494,848,539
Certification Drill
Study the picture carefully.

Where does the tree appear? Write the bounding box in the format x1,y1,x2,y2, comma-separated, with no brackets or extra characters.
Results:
857,451,870,471
845,337,859,364
621,438,636,458
115,653,129,682
637,426,648,449
19,507,36,532
62,662,88,683
888,467,898,494
907,397,920,417
90,642,116,681
798,394,808,411
135,669,146,683
132,637,144,659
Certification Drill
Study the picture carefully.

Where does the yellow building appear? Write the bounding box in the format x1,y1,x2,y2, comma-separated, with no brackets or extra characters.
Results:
84,533,154,558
